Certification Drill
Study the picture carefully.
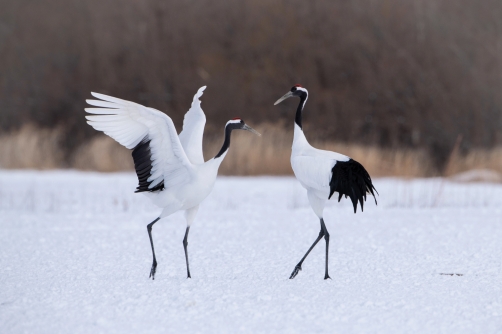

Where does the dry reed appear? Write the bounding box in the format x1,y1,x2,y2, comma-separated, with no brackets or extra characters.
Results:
1,124,502,178
0,125,64,169
444,148,502,177
72,135,133,172
3,0,502,165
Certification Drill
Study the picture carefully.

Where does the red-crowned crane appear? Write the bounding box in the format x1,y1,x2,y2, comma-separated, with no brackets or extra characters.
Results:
85,86,260,279
274,85,377,279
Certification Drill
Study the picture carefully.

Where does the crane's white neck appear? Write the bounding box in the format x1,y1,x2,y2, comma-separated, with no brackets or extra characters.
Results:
213,149,228,162
204,149,228,176
293,123,309,149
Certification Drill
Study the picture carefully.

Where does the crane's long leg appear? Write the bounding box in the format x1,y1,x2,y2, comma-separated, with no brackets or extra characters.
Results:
290,222,325,279
147,217,160,280
320,218,331,280
182,207,198,279
182,226,191,278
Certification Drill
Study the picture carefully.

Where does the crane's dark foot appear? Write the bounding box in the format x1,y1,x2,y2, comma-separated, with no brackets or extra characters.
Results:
187,272,191,279
290,264,302,279
149,261,157,280
324,274,331,280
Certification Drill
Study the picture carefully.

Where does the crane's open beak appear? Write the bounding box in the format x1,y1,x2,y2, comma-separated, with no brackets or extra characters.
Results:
243,124,261,136
274,91,294,105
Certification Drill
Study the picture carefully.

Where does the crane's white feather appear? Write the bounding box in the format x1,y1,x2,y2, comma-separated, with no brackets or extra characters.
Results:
85,92,194,190
291,125,349,197
179,86,207,164
291,156,337,193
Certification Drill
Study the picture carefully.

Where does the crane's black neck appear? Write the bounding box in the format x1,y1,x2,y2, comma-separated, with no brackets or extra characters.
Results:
215,125,233,159
295,94,307,129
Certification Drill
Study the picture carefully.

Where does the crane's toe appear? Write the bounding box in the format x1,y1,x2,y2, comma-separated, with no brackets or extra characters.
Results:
149,261,157,280
324,274,331,280
289,264,302,279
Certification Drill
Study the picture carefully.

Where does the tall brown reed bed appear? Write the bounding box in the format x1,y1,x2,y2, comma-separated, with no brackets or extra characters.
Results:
1,124,502,178
0,125,63,169
2,0,502,169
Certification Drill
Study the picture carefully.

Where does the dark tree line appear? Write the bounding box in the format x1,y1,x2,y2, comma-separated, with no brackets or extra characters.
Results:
1,0,501,169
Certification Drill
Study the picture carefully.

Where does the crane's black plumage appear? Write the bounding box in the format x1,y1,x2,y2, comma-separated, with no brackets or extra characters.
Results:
329,159,377,213
132,138,164,193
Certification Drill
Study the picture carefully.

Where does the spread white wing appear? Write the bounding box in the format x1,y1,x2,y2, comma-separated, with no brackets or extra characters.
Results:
178,86,207,164
85,92,194,192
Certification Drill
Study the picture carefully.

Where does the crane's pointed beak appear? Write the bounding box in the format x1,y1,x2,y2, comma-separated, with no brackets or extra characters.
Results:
243,124,261,136
274,91,294,105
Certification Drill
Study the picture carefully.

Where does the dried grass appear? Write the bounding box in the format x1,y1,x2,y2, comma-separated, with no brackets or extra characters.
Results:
72,135,133,172
0,125,64,169
206,123,436,177
445,147,502,176
1,124,501,178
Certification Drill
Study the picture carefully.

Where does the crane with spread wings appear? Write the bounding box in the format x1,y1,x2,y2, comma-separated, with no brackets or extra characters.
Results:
86,86,260,279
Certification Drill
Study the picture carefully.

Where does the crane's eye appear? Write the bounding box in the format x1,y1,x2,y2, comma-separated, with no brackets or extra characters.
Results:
291,86,297,92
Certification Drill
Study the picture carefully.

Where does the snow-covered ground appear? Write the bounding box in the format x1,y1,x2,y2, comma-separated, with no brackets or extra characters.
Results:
1,171,501,333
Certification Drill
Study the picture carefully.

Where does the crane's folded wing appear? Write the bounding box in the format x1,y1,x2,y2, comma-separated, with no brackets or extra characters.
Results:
291,156,337,191
291,156,377,213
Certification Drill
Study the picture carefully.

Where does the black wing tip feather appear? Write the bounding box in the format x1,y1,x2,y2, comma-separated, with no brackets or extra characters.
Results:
132,138,165,193
329,159,378,213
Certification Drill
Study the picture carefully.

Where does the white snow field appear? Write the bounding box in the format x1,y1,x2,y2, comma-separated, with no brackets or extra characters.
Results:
1,171,501,333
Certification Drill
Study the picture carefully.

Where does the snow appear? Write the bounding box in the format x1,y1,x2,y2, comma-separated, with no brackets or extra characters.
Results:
0,170,501,333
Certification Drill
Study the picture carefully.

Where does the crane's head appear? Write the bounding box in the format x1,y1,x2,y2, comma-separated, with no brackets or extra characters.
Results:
226,118,261,136
274,84,308,105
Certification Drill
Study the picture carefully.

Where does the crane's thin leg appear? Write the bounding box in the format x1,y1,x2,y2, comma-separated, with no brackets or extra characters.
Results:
147,217,160,280
290,223,325,279
182,226,191,278
320,218,331,280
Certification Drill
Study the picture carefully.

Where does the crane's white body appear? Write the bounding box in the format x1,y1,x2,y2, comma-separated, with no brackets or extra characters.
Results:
291,123,349,217
143,156,224,219
86,86,225,225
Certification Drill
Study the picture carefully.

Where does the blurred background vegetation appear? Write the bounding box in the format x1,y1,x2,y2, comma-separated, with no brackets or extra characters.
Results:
1,0,502,177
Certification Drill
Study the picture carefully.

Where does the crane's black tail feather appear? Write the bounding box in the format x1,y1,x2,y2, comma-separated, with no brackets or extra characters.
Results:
328,159,377,213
